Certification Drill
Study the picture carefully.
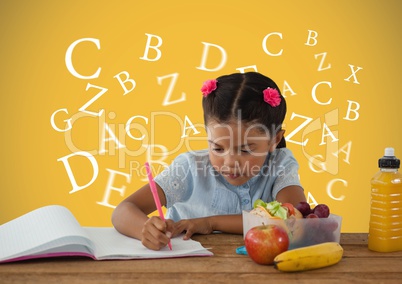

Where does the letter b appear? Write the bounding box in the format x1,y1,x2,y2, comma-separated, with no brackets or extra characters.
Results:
305,30,318,46
140,33,163,62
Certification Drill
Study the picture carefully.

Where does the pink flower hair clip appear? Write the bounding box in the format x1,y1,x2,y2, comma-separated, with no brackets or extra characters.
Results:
263,87,281,107
201,79,218,97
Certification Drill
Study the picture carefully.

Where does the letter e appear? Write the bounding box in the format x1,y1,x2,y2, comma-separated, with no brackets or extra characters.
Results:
97,169,131,208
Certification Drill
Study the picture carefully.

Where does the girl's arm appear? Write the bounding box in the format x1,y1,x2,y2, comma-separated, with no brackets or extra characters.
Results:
112,182,306,246
113,183,244,243
112,183,173,249
173,214,243,240
173,185,305,240
275,185,306,206
208,214,244,233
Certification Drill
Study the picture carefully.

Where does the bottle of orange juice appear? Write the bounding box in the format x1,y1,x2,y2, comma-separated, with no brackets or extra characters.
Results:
368,147,402,252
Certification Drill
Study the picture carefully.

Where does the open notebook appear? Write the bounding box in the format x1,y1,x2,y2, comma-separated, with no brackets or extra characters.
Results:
0,205,213,263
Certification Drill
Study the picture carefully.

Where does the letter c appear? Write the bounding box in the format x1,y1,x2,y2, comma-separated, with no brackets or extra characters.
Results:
327,178,347,201
65,38,101,79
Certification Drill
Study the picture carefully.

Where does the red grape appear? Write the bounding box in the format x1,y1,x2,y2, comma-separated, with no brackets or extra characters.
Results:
306,213,319,218
313,204,330,218
295,202,311,217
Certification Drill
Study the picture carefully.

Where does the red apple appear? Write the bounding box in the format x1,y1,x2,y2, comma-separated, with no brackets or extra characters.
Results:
244,224,289,265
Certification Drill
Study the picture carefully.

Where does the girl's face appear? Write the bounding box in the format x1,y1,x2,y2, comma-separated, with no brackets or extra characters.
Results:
206,119,283,186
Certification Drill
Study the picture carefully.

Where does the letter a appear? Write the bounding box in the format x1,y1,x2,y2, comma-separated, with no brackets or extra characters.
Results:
282,80,296,98
333,141,352,164
99,123,126,154
319,123,339,145
181,115,200,138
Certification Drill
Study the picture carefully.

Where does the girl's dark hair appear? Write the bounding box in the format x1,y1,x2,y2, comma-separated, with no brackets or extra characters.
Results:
202,72,286,148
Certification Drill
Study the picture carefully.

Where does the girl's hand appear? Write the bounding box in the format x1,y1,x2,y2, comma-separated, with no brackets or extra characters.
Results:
172,217,213,240
141,216,174,250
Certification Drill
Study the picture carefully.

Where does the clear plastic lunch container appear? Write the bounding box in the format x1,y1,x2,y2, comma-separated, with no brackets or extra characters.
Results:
242,210,342,250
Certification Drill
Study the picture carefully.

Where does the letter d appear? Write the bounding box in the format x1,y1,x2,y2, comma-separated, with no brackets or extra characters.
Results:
196,42,227,72
57,151,99,194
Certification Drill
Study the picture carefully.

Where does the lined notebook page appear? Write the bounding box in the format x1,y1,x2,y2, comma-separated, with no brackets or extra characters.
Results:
85,228,213,259
0,205,213,262
0,205,92,261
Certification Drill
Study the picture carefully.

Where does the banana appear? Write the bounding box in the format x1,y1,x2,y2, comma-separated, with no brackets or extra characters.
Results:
274,242,343,272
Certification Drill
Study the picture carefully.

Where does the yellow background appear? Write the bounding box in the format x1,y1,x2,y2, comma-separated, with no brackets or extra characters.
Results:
1,0,401,232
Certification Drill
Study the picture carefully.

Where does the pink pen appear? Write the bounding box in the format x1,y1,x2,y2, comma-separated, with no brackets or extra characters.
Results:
144,162,172,250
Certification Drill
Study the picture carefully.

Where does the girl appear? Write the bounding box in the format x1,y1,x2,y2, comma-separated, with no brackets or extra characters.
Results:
112,72,306,250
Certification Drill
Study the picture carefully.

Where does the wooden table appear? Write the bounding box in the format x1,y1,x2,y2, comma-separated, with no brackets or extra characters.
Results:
1,233,401,283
